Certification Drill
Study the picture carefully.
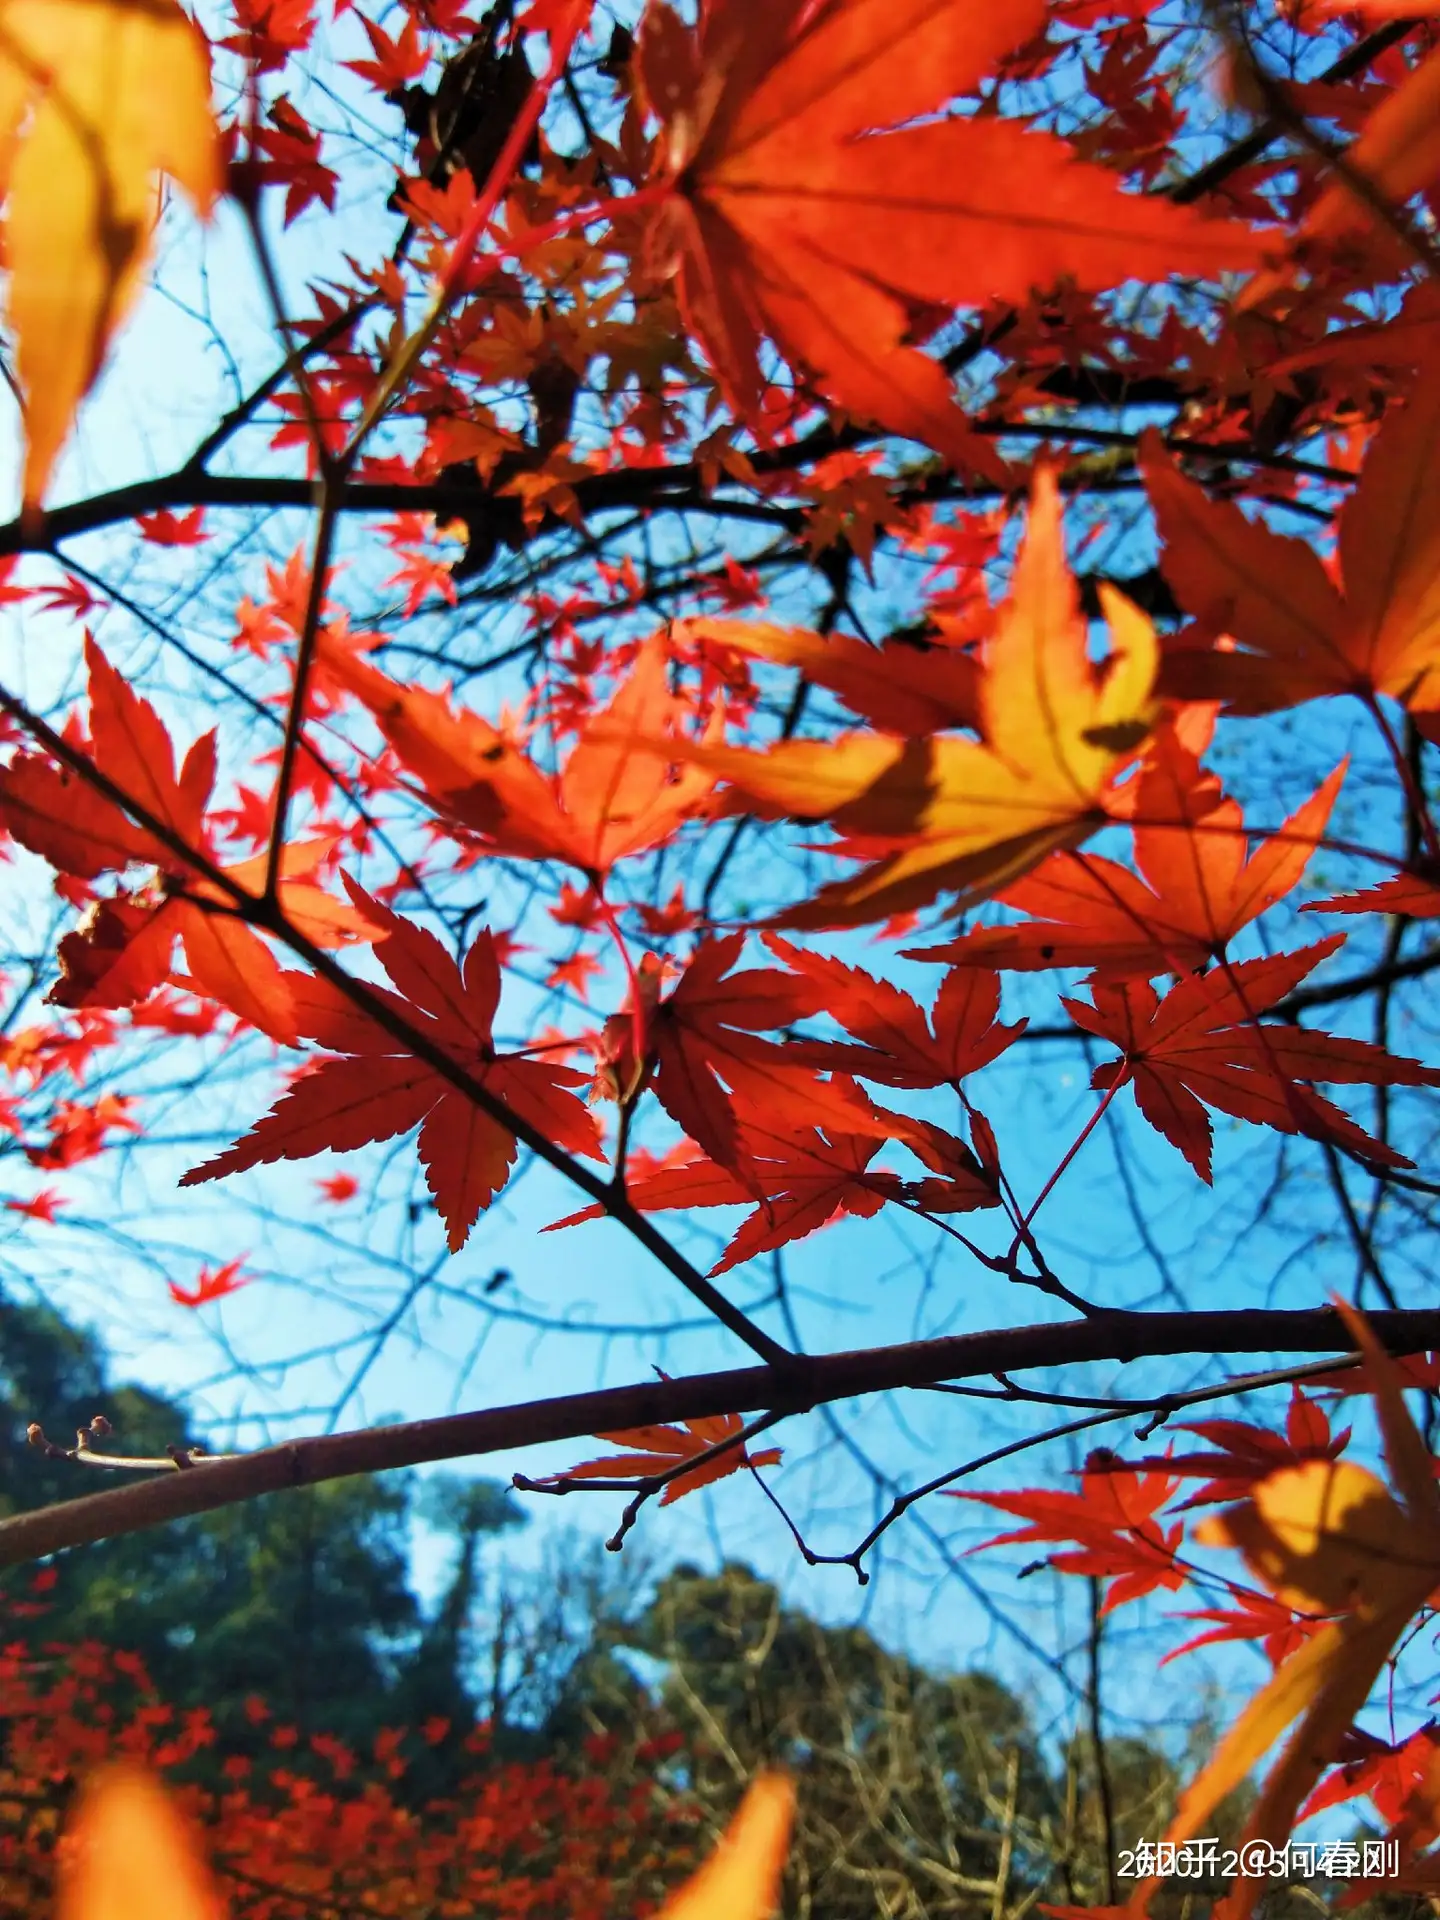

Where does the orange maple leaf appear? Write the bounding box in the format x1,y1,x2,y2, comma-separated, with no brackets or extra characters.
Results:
1144,368,1440,720
1266,41,1440,284
649,468,1158,929
536,1398,783,1503
1065,937,1440,1181
0,638,375,1042
1130,1304,1440,1920
908,727,1345,978
682,617,981,738
57,1768,223,1920
180,887,603,1252
0,1,222,509
660,1772,795,1920
634,0,1265,478
317,630,719,884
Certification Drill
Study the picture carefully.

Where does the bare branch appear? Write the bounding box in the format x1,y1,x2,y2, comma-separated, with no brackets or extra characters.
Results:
6,1305,1440,1570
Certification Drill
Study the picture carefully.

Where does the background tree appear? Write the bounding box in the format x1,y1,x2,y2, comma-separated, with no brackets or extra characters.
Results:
1,1290,526,1775
0,1307,1411,1920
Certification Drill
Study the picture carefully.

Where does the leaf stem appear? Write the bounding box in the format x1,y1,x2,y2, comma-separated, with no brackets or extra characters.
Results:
1024,1076,1128,1230
1366,692,1440,865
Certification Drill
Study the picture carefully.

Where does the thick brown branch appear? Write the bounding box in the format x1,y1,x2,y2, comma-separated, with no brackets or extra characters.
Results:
0,434,1316,565
5,1306,1440,1570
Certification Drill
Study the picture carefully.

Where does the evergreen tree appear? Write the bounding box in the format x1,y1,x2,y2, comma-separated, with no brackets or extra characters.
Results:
0,1291,522,1773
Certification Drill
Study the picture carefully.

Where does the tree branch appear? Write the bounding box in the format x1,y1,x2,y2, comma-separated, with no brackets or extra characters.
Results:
0,680,794,1370
0,428,1350,566
5,1305,1440,1570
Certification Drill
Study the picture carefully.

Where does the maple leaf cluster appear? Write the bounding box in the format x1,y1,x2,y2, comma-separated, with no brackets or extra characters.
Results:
8,457,1433,1260
3,0,1440,1908
955,1309,1440,1920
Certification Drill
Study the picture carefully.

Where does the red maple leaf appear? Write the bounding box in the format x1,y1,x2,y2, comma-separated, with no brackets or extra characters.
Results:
547,948,606,1000
33,574,103,619
551,1119,902,1275
1064,937,1440,1180
4,1188,66,1224
0,638,374,1041
950,1454,1187,1612
1305,866,1440,920
128,992,223,1039
238,97,339,227
181,888,603,1252
592,934,835,1172
26,1095,139,1170
380,512,463,616
134,507,209,547
1302,1725,1440,1831
762,937,1024,1087
168,1256,252,1309
345,14,428,93
1129,1387,1350,1507
635,886,702,938
1163,1590,1318,1669
220,0,316,72
552,1080,998,1271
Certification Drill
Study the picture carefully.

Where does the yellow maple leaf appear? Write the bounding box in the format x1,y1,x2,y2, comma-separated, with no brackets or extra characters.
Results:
652,467,1158,929
58,1764,795,1920
0,0,222,508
